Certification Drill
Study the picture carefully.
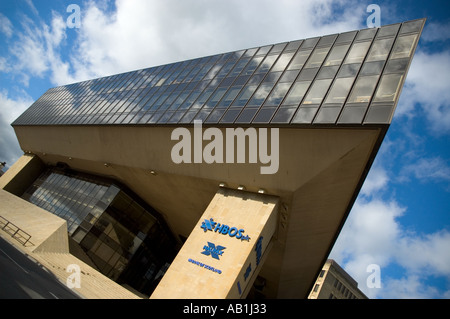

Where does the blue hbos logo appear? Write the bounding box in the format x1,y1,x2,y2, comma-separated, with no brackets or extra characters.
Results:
200,218,250,242
202,242,226,260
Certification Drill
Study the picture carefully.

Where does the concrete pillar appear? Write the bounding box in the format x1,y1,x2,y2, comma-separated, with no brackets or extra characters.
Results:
150,187,279,299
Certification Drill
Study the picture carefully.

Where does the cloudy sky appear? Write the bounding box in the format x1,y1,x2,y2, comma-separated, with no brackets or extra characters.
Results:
1,0,449,299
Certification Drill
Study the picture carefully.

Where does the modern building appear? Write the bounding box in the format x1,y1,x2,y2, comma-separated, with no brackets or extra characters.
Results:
0,18,425,298
308,259,368,299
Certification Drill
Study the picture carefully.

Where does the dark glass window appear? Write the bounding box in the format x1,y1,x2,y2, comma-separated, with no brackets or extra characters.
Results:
23,167,177,296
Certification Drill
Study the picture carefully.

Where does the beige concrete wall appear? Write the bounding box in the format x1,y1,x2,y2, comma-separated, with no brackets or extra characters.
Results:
0,189,68,253
151,187,279,299
0,154,44,196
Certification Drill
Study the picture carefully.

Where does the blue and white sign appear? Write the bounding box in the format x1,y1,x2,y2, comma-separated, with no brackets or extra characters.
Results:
200,218,250,242
201,242,226,260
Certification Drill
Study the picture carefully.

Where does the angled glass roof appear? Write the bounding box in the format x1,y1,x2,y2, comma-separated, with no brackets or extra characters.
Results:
12,18,425,127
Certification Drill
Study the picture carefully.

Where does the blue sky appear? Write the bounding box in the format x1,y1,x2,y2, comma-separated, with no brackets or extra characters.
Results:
0,0,449,299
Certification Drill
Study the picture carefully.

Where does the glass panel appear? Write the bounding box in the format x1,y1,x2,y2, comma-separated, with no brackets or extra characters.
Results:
390,34,418,59
232,84,258,107
272,52,295,72
347,75,379,103
205,108,226,123
385,58,409,73
373,74,403,102
217,86,242,107
317,66,339,79
364,105,395,123
244,48,258,57
366,38,394,61
283,81,311,105
263,83,291,106
314,107,341,123
376,24,400,38
336,31,357,44
297,68,319,81
270,43,287,53
301,37,319,49
256,54,279,73
338,105,367,124
323,44,350,66
256,45,272,56
400,20,423,34
288,49,312,70
344,41,371,64
229,57,251,77
247,83,275,106
337,63,360,78
280,70,300,82
291,106,318,123
355,28,377,41
263,71,282,83
235,107,258,123
271,106,297,123
285,40,303,51
253,107,277,123
220,108,241,123
242,57,263,75
317,34,337,47
301,79,332,105
304,47,330,68
324,77,355,105
360,61,384,76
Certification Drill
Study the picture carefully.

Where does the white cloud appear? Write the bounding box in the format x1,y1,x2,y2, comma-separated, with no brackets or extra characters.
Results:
0,13,13,37
360,165,389,196
330,192,450,298
400,157,450,184
421,21,450,43
382,275,441,299
397,49,450,135
6,12,68,86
